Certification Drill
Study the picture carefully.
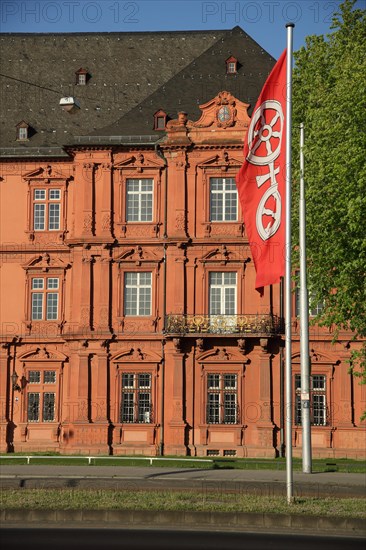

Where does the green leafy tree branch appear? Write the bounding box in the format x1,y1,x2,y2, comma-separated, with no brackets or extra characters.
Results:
291,0,366,409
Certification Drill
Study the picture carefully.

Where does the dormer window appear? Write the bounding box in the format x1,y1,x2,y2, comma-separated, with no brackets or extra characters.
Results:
226,56,238,74
153,109,167,131
75,68,89,85
16,121,30,141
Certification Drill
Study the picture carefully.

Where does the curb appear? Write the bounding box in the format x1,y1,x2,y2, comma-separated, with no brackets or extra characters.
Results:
1,510,365,536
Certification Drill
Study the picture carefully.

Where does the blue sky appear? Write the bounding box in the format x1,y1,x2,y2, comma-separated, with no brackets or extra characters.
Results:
0,1,363,58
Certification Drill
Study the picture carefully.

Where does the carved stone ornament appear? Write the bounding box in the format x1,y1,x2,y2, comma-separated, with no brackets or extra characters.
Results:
166,111,189,131
237,338,247,354
131,348,145,360
173,338,182,352
102,213,111,231
216,348,230,360
196,338,204,352
190,90,250,132
216,106,234,128
214,92,236,128
175,212,186,231
83,213,93,231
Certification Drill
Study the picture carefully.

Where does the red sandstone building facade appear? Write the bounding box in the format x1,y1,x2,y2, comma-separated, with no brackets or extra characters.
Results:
0,29,365,458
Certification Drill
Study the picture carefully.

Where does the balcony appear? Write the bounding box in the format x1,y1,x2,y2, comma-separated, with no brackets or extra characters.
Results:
165,314,283,336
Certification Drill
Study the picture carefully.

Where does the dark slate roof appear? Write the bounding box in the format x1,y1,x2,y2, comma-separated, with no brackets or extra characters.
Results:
0,28,275,156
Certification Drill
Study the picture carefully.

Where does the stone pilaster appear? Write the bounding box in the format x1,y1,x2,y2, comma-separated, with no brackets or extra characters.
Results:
100,162,112,238
79,256,93,331
163,338,187,455
256,339,276,455
82,162,94,237
166,149,188,239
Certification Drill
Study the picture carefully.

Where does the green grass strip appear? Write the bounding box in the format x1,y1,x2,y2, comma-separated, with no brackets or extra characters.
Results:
1,489,365,518
0,456,365,473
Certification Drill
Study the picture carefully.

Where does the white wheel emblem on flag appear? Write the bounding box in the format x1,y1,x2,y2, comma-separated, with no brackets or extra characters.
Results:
246,100,284,241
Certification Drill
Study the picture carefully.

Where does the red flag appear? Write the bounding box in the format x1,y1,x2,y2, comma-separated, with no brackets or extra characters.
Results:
236,49,287,292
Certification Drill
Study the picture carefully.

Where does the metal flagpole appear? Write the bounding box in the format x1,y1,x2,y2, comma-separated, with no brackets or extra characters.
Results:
285,22,294,504
299,123,312,473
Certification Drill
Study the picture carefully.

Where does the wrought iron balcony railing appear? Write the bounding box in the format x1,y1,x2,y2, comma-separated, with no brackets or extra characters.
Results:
165,314,283,335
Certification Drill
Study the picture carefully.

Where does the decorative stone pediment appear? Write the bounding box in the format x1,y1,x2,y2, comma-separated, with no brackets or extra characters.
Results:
197,150,243,171
23,165,71,181
200,246,245,264
18,347,67,361
111,348,162,363
292,349,335,364
163,91,250,146
190,91,243,132
114,153,164,172
190,91,250,130
197,347,244,362
201,246,230,263
23,254,71,271
115,246,161,265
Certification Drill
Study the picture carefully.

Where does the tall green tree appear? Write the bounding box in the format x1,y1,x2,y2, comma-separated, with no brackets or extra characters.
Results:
291,0,366,385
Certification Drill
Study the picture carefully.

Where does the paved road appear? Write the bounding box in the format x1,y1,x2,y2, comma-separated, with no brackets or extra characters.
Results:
1,464,365,498
1,466,365,538
1,528,365,550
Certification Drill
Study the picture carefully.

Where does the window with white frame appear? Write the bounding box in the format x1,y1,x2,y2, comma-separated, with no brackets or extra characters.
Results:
18,127,28,140
33,188,61,231
31,277,59,321
120,373,152,423
77,73,86,85
16,121,30,141
126,179,153,222
295,374,327,426
207,373,238,424
227,62,236,73
209,272,237,315
210,177,237,221
124,272,152,316
27,369,57,422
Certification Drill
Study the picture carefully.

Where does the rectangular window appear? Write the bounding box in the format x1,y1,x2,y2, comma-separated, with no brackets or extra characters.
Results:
31,293,43,320
126,179,153,222
28,392,40,422
207,373,238,424
27,370,57,422
34,203,46,230
33,188,61,231
18,127,28,140
49,204,60,230
43,393,56,421
227,62,236,73
120,373,152,423
44,370,56,384
29,370,41,383
31,277,59,321
295,374,327,426
124,272,152,316
77,74,86,85
209,272,236,315
210,178,237,221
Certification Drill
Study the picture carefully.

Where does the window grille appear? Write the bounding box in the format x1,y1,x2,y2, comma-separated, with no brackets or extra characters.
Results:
295,374,327,426
207,373,238,424
120,373,153,424
31,277,59,321
33,188,61,231
126,179,153,222
124,272,152,316
210,178,237,221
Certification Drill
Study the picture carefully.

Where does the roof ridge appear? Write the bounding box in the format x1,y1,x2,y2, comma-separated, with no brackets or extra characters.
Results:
0,29,232,37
